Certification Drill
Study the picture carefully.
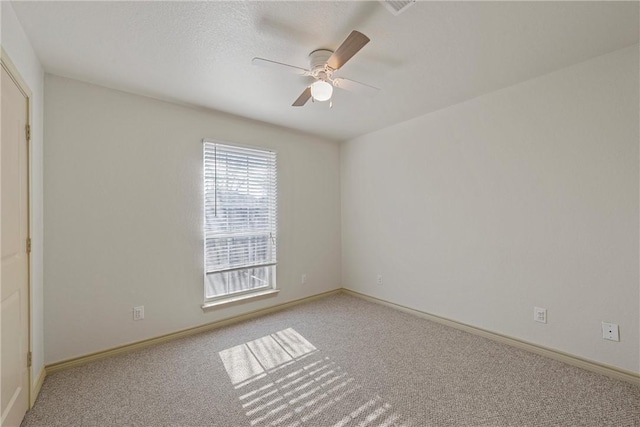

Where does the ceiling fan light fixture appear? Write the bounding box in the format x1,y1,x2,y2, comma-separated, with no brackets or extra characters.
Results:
310,80,333,102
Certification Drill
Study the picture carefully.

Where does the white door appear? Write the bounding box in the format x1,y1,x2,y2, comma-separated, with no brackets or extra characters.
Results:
1,64,30,427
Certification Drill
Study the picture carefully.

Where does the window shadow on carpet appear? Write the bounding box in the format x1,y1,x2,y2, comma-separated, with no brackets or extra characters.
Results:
219,328,410,427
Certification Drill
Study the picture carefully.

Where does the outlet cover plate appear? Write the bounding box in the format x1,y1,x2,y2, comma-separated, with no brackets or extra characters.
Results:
133,306,144,321
534,307,547,323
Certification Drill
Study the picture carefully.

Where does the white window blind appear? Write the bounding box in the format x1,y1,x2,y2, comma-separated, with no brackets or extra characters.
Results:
204,141,277,299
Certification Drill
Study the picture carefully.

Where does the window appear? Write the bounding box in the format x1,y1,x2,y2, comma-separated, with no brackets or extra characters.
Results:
203,141,277,302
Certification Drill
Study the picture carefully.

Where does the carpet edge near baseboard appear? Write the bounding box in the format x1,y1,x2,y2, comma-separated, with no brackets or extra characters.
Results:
44,289,342,375
43,287,639,387
30,366,46,408
342,288,640,386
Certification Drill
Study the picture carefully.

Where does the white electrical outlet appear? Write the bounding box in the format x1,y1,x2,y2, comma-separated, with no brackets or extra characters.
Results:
534,307,547,323
376,274,383,286
133,306,144,321
602,322,619,341
301,274,307,285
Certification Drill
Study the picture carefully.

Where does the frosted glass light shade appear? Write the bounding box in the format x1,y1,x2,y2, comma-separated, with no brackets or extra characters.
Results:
310,80,333,102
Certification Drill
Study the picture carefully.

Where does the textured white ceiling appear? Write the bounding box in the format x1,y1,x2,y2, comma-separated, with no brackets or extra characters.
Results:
11,1,640,141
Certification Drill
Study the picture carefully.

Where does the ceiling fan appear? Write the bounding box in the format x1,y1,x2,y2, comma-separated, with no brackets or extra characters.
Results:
252,30,379,107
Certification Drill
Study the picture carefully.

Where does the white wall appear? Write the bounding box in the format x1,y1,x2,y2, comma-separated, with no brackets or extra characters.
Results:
43,75,341,364
341,46,639,373
1,1,45,390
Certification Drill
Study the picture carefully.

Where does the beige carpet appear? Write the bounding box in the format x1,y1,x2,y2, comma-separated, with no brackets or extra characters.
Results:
22,293,640,426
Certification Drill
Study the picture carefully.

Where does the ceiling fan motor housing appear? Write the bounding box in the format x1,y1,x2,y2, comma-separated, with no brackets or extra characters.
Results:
309,49,334,77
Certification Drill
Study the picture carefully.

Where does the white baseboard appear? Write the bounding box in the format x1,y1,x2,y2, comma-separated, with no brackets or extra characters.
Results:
46,289,341,375
342,288,640,386
44,287,639,387
30,367,46,407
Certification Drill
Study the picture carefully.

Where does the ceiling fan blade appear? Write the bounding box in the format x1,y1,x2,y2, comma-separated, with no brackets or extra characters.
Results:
252,57,310,76
332,77,379,96
327,31,370,71
292,87,312,107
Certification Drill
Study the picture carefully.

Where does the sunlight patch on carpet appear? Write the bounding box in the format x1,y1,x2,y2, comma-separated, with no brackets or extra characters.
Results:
219,328,409,427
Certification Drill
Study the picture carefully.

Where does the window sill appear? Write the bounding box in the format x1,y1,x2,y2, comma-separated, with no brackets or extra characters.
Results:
202,289,280,311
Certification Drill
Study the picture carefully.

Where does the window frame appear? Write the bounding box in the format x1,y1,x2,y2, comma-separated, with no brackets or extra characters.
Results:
202,139,278,306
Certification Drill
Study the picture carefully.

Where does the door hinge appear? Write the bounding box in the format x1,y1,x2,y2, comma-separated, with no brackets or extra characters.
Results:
27,352,32,368
27,238,32,253
26,124,31,142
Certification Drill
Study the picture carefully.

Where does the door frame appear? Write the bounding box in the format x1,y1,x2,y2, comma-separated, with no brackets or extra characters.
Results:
1,47,33,409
